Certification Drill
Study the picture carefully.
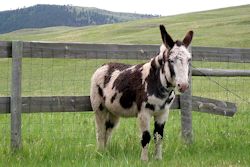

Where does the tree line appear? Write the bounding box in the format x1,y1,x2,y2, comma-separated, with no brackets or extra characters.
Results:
0,4,156,34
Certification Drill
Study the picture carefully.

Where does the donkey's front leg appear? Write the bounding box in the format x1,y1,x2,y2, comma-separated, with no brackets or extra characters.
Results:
154,110,169,160
138,112,151,161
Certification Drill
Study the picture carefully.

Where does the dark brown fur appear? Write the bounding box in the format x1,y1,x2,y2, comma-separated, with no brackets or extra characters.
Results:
112,64,147,111
104,63,132,87
145,58,168,98
111,93,117,103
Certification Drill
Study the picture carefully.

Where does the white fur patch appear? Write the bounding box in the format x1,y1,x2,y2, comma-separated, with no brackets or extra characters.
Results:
160,44,167,54
169,45,191,86
141,63,151,91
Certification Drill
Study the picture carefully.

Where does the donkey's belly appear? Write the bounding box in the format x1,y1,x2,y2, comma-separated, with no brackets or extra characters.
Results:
105,99,139,117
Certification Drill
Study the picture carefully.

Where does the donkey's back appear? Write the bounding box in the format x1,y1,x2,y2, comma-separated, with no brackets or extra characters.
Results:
90,62,146,117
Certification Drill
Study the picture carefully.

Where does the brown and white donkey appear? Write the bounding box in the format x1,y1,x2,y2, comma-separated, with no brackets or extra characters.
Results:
90,25,193,161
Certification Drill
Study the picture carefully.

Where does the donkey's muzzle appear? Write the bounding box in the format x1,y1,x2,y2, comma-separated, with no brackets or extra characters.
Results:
177,83,189,93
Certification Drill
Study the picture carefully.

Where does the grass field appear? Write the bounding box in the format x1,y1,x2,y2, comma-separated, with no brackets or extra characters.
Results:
0,57,249,166
0,5,250,167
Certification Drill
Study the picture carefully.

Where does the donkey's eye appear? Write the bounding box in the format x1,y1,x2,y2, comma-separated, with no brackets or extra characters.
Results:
168,59,174,63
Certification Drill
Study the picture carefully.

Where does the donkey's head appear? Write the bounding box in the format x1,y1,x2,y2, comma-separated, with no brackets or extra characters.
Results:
160,25,193,93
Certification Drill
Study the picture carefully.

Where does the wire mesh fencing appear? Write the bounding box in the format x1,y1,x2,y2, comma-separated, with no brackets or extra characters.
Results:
0,58,11,148
191,47,250,148
0,42,249,158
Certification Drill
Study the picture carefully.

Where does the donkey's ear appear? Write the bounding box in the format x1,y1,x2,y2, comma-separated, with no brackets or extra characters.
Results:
160,25,174,49
183,30,194,48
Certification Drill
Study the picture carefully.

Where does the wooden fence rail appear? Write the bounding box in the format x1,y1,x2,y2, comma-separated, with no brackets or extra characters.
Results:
0,41,249,149
0,95,236,116
192,68,250,77
1,41,250,62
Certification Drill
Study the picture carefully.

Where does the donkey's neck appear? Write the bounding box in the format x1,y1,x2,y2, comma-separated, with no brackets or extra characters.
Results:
144,54,173,99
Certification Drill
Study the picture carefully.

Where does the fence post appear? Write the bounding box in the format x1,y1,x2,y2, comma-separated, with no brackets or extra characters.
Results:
180,46,193,144
11,41,23,149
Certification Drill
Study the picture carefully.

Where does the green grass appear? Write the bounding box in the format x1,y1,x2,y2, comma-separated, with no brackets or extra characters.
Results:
0,5,250,167
0,111,249,166
0,57,249,166
0,5,250,48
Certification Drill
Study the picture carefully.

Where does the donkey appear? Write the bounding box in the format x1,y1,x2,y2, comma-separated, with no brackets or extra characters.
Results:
90,25,193,161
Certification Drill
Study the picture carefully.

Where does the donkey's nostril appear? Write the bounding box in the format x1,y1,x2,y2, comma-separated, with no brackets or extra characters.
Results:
177,83,189,93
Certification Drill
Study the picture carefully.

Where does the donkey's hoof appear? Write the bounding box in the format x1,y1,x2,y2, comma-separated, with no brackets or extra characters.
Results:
141,154,149,161
141,156,149,161
154,155,162,160
97,144,106,152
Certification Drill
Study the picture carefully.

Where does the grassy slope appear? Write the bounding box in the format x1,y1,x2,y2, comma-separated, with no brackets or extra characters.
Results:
0,4,155,34
0,5,250,167
0,5,250,48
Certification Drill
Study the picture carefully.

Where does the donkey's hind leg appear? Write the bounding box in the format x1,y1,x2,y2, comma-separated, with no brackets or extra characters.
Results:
95,108,119,150
104,113,120,147
95,107,108,150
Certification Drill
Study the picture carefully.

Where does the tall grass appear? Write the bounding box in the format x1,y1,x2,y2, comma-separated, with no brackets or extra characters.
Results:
0,57,249,166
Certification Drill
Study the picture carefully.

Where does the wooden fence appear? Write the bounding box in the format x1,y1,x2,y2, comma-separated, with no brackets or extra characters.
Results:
0,41,250,149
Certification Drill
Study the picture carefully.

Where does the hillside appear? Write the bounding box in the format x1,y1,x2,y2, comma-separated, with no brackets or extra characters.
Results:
0,4,156,34
0,5,249,48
